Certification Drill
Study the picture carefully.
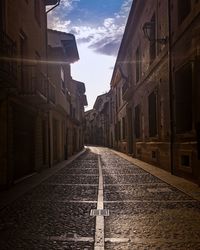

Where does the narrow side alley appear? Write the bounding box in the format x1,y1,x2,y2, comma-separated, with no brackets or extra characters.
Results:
1,147,200,250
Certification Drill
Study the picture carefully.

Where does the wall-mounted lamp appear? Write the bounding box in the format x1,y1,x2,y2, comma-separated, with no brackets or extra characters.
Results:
142,22,168,44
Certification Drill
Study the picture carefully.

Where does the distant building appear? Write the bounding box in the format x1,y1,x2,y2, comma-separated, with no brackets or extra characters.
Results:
47,29,87,164
85,109,98,145
85,93,109,146
109,0,200,182
69,79,88,154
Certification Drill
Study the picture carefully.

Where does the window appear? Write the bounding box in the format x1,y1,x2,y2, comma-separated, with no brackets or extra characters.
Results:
135,46,141,83
134,104,141,138
178,0,191,24
175,63,193,133
109,100,114,124
122,117,126,140
0,0,5,30
118,120,121,141
53,119,59,161
70,103,75,118
61,66,65,93
181,155,190,167
149,14,156,64
35,51,41,69
115,123,118,141
19,31,27,89
117,87,121,107
42,120,47,164
19,31,27,59
34,0,41,25
148,90,158,137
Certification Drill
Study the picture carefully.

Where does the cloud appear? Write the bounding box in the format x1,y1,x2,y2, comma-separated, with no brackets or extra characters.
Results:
47,0,79,29
78,0,133,56
47,0,133,56
70,16,127,56
90,39,120,56
62,0,80,8
48,16,71,31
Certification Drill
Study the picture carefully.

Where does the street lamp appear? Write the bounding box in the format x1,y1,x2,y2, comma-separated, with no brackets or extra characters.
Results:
142,22,168,44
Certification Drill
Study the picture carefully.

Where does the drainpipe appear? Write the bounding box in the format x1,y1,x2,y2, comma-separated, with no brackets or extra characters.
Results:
46,0,60,14
45,0,60,167
168,0,174,175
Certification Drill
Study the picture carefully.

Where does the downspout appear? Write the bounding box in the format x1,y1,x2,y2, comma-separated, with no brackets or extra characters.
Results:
45,0,60,167
44,5,51,168
46,0,60,14
168,0,174,175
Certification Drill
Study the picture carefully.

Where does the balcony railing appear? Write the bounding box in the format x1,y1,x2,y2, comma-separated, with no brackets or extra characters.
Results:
20,64,48,100
0,31,17,85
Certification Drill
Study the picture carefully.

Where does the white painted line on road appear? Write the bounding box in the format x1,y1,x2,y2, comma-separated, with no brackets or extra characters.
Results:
104,200,197,203
46,183,98,186
34,235,130,243
94,150,105,250
49,236,94,242
105,238,130,243
55,174,98,176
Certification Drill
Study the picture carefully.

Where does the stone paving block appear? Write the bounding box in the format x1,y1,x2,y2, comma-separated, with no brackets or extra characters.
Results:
1,147,200,249
24,184,98,201
105,242,200,250
105,200,200,215
0,238,94,250
104,207,200,248
69,160,99,169
44,175,98,185
60,167,99,175
104,174,163,185
104,184,194,201
0,200,96,238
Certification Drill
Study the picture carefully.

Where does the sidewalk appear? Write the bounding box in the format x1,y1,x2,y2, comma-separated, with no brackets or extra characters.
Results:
0,149,86,210
111,149,200,202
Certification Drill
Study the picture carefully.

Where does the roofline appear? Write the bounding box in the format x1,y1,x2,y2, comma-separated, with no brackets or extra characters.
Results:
47,29,75,39
110,0,136,87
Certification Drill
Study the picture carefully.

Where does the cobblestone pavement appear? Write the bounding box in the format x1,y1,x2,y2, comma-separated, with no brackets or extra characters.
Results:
1,147,200,249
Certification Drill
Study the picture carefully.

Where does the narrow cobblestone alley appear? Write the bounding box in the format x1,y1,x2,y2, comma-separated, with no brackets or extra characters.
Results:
1,147,200,249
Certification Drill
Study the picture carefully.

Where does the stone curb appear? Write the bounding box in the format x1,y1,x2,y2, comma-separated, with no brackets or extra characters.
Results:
0,148,86,210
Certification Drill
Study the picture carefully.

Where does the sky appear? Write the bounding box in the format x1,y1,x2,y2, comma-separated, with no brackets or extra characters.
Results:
47,0,133,110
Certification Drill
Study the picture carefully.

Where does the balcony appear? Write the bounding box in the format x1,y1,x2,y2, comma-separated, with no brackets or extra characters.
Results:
19,64,48,105
0,31,17,87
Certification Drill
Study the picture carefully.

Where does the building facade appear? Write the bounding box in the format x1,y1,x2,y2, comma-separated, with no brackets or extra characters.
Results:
110,67,129,153
0,1,87,189
0,0,52,189
68,79,88,154
47,29,87,164
109,0,200,182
